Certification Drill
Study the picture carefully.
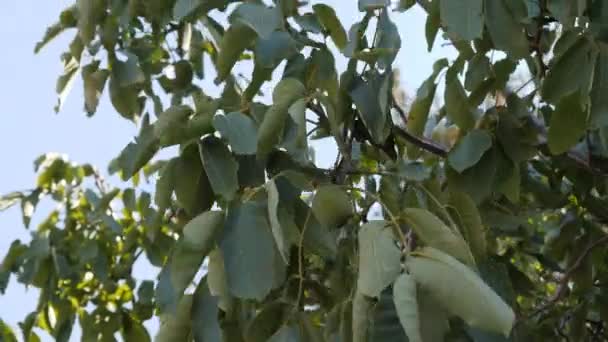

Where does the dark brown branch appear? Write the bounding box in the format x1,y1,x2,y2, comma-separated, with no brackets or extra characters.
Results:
392,126,448,158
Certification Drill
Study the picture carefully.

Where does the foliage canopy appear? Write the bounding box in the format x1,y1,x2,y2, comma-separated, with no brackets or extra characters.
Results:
3,0,608,341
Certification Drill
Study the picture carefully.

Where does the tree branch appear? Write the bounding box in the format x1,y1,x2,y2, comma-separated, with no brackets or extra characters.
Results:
392,126,448,158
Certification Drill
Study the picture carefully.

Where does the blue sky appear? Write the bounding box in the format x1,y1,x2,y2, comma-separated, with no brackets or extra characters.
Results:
0,1,455,339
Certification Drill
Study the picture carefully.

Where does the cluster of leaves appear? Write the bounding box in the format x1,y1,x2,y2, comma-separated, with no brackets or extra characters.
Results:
3,0,608,341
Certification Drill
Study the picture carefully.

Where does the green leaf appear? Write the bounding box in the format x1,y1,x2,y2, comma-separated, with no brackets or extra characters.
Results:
54,54,79,113
485,0,529,58
547,92,587,155
357,221,402,297
34,6,77,53
213,112,259,155
312,185,353,229
219,200,277,300
82,62,109,115
255,31,298,68
445,75,476,131
288,98,308,149
439,0,483,41
393,273,423,342
448,129,493,173
230,3,282,38
374,9,401,69
541,35,597,104
113,52,145,87
353,292,374,342
173,0,202,21
266,178,299,263
0,192,24,211
465,54,490,92
404,208,475,266
155,295,193,342
199,136,239,201
121,315,151,342
109,76,142,121
156,210,224,313
216,23,257,82
21,189,41,228
257,78,306,155
448,191,487,260
350,72,391,144
173,147,214,216
246,302,288,341
425,0,440,51
446,146,497,204
0,319,18,342
192,280,222,342
111,115,159,180
358,0,389,11
313,4,347,50
295,198,337,260
153,105,194,146
407,247,515,336
77,0,102,46
590,43,608,127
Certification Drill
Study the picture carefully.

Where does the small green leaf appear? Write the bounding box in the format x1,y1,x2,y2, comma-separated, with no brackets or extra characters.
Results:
357,221,402,297
485,0,529,58
257,78,306,155
312,185,353,229
111,115,160,180
374,9,401,69
213,112,258,155
313,4,348,50
173,146,214,216
230,3,282,38
255,31,298,68
216,23,257,82
219,200,277,300
266,178,299,263
425,0,440,51
350,72,391,144
82,62,109,115
439,0,483,41
54,54,79,113
77,0,102,45
465,54,490,92
113,52,145,87
153,105,194,146
0,192,24,211
404,208,475,266
0,319,18,342
199,136,239,201
406,247,515,337
393,273,423,342
547,92,587,155
448,129,493,173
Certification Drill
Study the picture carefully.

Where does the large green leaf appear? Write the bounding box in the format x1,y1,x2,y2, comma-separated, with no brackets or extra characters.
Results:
393,273,423,342
156,210,224,313
357,221,402,297
294,198,337,260
230,3,282,38
484,0,529,58
406,247,515,336
312,185,353,229
153,105,194,146
219,200,277,300
403,208,475,266
313,4,347,50
448,129,493,173
358,0,389,11
448,191,487,260
547,92,587,155
199,136,239,201
113,52,145,87
174,146,214,216
541,35,597,104
213,112,259,155
446,148,497,203
246,302,288,341
216,23,257,82
465,54,490,92
77,0,102,45
439,0,483,41
111,115,159,180
255,31,298,69
257,78,306,155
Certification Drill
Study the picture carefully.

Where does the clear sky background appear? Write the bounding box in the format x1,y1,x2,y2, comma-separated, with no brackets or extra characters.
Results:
0,1,455,339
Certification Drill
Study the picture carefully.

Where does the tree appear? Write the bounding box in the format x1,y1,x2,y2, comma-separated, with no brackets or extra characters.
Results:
2,0,608,340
